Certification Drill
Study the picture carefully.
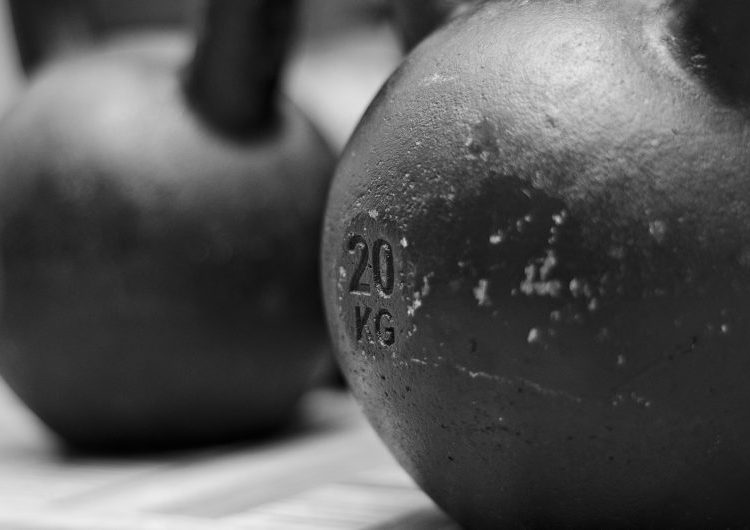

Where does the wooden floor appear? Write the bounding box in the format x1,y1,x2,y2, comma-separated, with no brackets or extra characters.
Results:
0,380,459,529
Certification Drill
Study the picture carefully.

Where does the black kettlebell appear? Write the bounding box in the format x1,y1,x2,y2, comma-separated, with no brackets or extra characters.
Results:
322,0,750,527
8,0,93,76
7,0,191,99
390,0,478,50
0,0,334,450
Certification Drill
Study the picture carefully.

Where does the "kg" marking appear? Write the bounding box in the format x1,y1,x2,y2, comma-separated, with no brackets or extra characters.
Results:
347,233,398,348
355,305,395,346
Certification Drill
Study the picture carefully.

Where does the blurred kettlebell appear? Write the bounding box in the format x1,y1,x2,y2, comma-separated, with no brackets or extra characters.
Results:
0,0,334,450
0,0,92,114
323,0,750,526
390,0,478,50
6,0,192,106
8,0,93,75
8,0,192,75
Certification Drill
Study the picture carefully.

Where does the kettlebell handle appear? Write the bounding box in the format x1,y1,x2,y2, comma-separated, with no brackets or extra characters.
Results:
8,0,94,75
184,0,296,137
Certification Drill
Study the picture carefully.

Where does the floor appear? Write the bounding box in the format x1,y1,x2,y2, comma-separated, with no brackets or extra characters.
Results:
0,380,459,529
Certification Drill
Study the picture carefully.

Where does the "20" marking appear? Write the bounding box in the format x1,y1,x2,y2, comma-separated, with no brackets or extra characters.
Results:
348,235,394,296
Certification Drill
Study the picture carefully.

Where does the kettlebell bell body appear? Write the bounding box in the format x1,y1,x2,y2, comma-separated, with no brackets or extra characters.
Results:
323,0,750,526
0,0,334,450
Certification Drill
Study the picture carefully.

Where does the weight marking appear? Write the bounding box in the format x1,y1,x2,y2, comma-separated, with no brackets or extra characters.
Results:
346,233,399,347
373,239,394,296
355,305,373,342
348,235,370,294
347,235,395,296
375,308,395,346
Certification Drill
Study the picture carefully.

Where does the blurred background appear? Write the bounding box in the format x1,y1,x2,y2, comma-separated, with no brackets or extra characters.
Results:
0,0,402,149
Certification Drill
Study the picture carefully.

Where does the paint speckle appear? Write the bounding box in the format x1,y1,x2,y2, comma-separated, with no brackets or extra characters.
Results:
489,230,505,245
616,354,626,366
649,220,667,243
454,364,583,403
610,390,651,408
422,72,456,85
521,264,536,294
721,323,730,334
400,237,408,248
421,274,432,297
407,293,422,317
474,279,491,306
631,392,652,408
368,209,379,219
338,266,347,278
608,246,626,260
568,278,594,299
527,328,541,344
520,253,562,297
539,251,557,281
552,210,568,225
587,298,599,312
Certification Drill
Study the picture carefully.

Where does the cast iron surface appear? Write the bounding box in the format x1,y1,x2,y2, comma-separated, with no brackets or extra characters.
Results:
323,0,750,527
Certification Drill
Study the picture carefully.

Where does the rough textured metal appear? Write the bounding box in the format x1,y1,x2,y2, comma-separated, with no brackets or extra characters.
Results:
323,0,750,527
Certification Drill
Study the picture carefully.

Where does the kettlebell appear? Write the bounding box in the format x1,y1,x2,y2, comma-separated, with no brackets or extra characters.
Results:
6,0,190,105
0,0,334,450
322,0,750,527
0,0,92,114
8,0,93,75
390,0,478,50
